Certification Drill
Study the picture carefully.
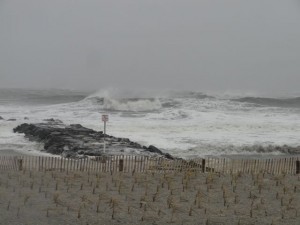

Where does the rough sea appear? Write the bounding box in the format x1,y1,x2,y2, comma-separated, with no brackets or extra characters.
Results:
1,88,300,159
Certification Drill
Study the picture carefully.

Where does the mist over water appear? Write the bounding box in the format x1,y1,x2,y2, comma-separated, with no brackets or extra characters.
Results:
0,89,87,106
1,88,300,158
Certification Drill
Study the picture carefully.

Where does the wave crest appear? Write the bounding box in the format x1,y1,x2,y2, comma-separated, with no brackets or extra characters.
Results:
102,98,162,112
84,89,164,112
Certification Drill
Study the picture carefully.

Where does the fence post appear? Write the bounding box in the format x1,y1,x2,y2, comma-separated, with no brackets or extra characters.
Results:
202,159,206,173
296,160,300,174
119,159,124,172
18,159,23,171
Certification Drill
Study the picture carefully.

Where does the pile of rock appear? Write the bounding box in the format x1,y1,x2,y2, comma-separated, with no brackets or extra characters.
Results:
13,119,174,159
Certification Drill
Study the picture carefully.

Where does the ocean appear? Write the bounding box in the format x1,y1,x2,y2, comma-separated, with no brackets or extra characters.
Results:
1,88,300,158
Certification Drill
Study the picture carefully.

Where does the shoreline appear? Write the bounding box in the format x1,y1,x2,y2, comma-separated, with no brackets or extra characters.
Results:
0,149,56,158
0,149,27,156
1,148,300,160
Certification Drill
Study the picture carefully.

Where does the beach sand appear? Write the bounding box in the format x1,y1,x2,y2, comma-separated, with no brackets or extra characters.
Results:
0,168,299,225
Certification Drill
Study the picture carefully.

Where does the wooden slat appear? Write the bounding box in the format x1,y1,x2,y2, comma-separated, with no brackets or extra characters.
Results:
289,157,294,174
287,157,291,174
274,159,278,175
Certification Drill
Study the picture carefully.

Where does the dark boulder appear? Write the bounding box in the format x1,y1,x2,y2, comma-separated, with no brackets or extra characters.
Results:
147,145,163,154
164,153,174,160
43,118,63,123
13,121,175,159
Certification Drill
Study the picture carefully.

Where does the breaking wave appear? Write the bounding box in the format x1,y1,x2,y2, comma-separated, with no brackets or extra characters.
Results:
84,89,179,112
101,97,162,112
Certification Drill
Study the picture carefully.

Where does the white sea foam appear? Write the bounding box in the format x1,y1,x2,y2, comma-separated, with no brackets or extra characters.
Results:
1,89,300,158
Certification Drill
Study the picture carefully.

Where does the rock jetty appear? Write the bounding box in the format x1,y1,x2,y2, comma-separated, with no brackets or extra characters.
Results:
13,119,174,159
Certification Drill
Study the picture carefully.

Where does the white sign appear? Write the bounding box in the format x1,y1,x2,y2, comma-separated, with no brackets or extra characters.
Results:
102,114,109,122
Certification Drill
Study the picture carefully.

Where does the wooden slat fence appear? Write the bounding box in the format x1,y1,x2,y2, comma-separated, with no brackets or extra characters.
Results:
0,155,299,175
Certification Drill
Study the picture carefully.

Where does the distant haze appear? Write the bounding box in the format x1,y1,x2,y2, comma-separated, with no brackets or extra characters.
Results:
1,0,300,94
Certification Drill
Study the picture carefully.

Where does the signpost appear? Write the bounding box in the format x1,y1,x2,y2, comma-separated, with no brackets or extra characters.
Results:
102,115,109,153
102,114,109,134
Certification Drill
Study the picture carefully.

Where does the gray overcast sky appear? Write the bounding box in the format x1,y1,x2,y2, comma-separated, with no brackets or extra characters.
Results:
0,0,300,94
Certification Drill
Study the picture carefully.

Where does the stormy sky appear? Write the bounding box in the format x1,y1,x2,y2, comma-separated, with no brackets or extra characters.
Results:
0,0,300,94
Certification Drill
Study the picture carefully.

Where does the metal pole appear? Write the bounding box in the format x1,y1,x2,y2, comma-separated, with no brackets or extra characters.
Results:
102,115,109,153
103,139,106,153
103,121,106,153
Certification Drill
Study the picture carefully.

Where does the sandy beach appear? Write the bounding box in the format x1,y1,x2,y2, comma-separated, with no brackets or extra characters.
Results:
0,168,299,225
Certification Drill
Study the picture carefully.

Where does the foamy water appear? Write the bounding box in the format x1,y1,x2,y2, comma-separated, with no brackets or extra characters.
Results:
1,89,300,158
